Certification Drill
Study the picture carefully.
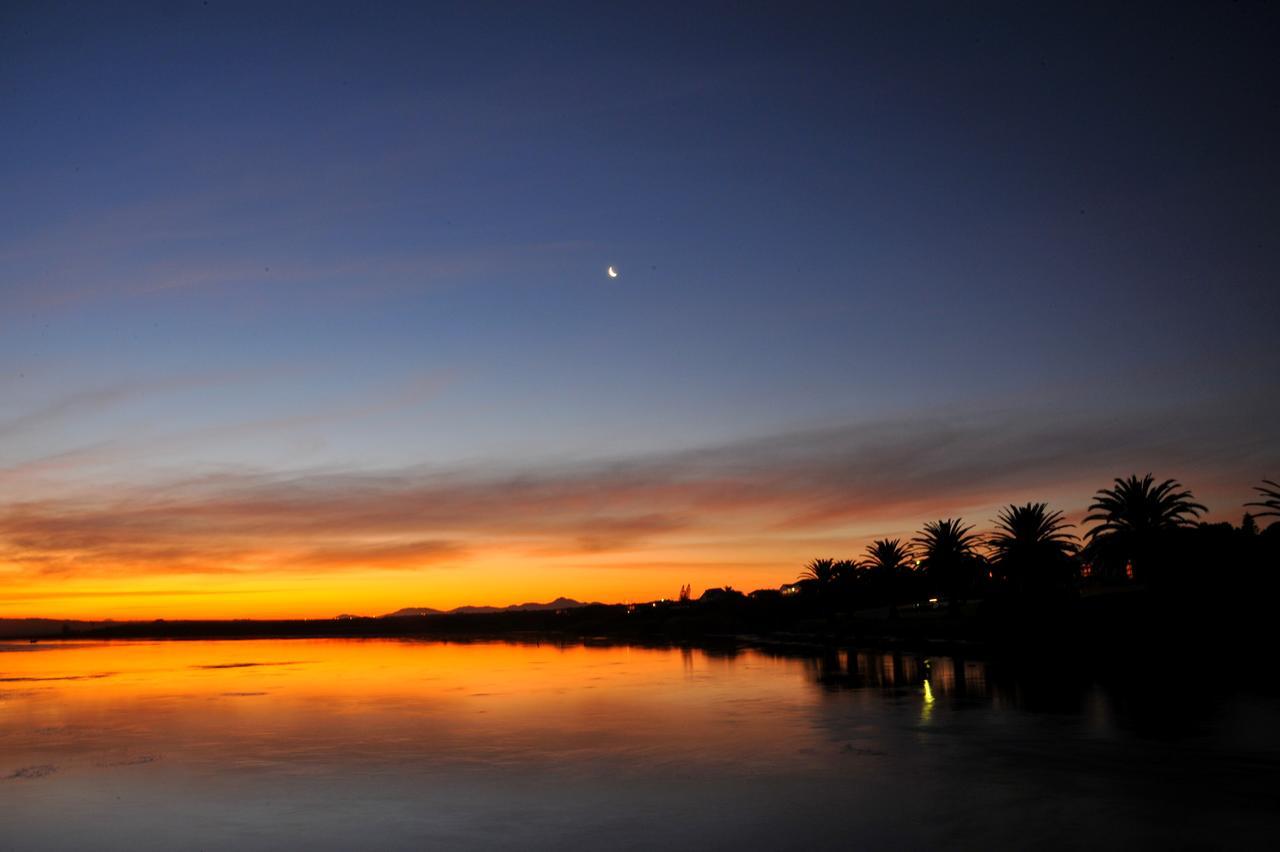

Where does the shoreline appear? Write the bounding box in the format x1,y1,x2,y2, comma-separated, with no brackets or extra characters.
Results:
8,587,1266,669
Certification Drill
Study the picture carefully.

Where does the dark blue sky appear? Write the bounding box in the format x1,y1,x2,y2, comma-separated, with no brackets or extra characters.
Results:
2,2,1278,612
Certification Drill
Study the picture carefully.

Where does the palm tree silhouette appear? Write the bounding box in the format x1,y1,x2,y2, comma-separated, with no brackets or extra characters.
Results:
864,538,913,617
1083,474,1205,581
988,502,1078,595
1245,479,1280,519
912,519,980,610
799,557,839,591
831,559,861,594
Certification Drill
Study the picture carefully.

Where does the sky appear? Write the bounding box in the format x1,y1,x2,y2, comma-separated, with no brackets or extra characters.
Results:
2,2,1278,619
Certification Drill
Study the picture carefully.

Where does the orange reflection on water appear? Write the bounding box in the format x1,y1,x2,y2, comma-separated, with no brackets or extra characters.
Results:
0,639,847,783
5,639,1265,851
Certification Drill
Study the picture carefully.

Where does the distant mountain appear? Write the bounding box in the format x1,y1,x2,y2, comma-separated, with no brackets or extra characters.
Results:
382,597,589,618
380,607,445,617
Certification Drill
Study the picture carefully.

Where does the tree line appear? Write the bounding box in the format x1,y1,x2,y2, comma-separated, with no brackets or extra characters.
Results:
787,475,1280,615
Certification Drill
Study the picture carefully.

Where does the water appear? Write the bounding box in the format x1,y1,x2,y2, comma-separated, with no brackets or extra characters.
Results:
2,639,1278,850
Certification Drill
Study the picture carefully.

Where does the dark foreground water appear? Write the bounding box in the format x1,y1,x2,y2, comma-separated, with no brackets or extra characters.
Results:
2,639,1278,850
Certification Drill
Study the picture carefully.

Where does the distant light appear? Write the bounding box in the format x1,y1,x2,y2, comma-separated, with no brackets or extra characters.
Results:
928,598,939,604
607,266,618,278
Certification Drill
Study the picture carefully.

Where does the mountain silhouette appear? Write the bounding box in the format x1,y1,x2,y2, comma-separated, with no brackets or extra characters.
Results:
382,597,590,617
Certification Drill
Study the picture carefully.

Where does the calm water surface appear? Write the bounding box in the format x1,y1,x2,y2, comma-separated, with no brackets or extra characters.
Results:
2,639,1278,850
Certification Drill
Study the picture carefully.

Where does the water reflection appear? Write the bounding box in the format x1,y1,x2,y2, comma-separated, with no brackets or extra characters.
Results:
786,644,1231,735
801,649,991,699
2,639,1278,850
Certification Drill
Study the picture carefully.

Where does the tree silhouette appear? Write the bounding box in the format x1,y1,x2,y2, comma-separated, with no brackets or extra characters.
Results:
1083,474,1205,581
863,538,913,617
798,558,839,591
987,502,1078,596
831,559,861,596
1245,479,1280,520
912,519,980,609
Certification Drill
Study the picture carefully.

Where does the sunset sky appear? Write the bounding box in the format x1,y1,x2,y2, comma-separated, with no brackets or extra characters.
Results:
3,2,1278,619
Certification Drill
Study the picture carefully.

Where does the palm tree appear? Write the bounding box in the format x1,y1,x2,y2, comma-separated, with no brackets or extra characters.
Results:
1245,479,1280,519
864,538,913,616
912,519,980,610
1083,474,1205,581
828,558,862,603
798,557,839,591
987,502,1078,595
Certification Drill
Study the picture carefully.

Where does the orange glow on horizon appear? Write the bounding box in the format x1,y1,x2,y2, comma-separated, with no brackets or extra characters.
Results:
0,467,926,620
0,546,822,621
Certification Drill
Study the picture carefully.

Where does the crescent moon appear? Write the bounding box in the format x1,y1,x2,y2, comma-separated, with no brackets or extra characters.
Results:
607,266,618,278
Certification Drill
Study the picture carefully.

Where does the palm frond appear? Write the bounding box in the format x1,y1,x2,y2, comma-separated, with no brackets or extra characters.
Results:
1245,479,1280,518
863,538,913,573
987,502,1078,559
1084,474,1205,540
799,558,838,584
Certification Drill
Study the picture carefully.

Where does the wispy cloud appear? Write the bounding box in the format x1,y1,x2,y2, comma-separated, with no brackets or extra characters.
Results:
0,370,450,488
0,370,263,440
2,402,1273,581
